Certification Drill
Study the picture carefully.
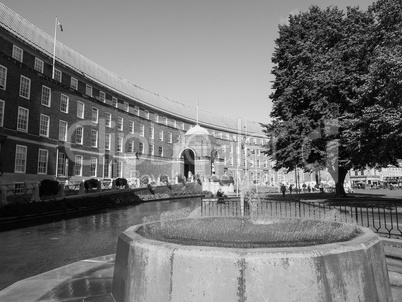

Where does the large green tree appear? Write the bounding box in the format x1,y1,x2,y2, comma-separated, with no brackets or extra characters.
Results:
263,0,402,197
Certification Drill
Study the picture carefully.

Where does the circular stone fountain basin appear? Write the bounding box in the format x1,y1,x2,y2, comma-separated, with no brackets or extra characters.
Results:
112,217,393,302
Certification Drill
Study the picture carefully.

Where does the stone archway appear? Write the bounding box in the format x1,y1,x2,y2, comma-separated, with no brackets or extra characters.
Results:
181,149,195,179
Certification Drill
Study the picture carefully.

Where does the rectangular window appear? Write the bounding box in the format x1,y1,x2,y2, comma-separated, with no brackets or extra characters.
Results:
60,94,69,113
99,91,106,102
103,158,109,178
70,77,78,90
144,110,149,119
59,120,68,141
37,149,48,174
154,114,159,123
0,65,7,90
105,133,111,150
116,161,123,178
139,142,144,154
86,84,92,97
117,136,123,152
134,106,139,116
34,58,44,73
90,157,97,177
159,130,164,141
124,101,129,112
117,116,123,131
41,86,51,107
75,125,83,144
19,76,31,99
127,140,134,153
58,152,66,176
74,155,83,176
39,114,50,137
150,127,154,139
105,112,112,127
17,107,29,132
158,146,163,157
140,124,144,137
15,145,27,173
112,97,118,108
148,144,154,156
91,129,98,147
12,45,23,62
92,107,99,123
129,121,134,134
0,100,4,127
54,68,62,82
168,132,172,143
77,101,85,119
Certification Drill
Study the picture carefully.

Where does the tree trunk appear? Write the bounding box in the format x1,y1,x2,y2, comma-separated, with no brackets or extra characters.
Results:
328,166,348,198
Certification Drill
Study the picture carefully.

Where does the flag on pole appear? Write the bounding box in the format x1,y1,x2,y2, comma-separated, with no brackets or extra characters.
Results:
57,20,63,32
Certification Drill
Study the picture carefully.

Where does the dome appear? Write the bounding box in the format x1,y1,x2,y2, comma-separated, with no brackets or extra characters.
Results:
185,124,210,136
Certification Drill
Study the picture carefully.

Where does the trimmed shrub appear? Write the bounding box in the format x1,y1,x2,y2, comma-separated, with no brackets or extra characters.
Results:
39,179,59,198
115,178,128,188
84,178,99,191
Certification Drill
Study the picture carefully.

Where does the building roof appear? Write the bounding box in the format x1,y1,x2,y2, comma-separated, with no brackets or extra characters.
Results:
185,125,210,136
0,3,265,136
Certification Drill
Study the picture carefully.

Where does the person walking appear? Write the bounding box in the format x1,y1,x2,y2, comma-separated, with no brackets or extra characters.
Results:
281,184,286,197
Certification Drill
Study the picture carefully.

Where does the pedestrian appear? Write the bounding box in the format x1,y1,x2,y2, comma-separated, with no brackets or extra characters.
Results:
289,184,293,194
302,183,307,193
281,184,286,197
307,184,311,193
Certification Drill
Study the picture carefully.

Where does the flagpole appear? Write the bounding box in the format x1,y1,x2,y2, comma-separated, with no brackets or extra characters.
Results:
52,16,58,80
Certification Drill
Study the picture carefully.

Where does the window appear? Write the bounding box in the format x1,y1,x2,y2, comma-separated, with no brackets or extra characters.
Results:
158,146,163,157
12,45,23,62
103,158,110,178
0,100,4,127
37,149,48,174
70,77,78,90
58,152,66,176
91,129,98,147
60,94,69,113
129,121,134,134
74,155,83,176
59,120,68,141
117,116,123,131
144,110,149,119
112,97,118,108
90,157,97,177
19,76,31,99
168,132,172,143
41,86,51,107
86,84,93,97
15,145,27,173
17,107,29,132
54,68,62,82
0,65,6,90
105,133,111,150
155,114,159,123
150,127,154,139
159,130,164,141
140,124,144,137
124,102,129,112
105,112,112,127
139,142,144,154
134,106,139,116
149,144,154,156
77,101,85,119
127,140,134,153
75,125,83,144
34,58,44,73
39,114,50,137
91,107,99,123
99,91,106,102
116,161,123,178
117,136,123,152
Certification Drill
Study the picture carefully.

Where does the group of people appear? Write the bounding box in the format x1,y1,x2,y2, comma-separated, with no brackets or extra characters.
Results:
280,183,314,197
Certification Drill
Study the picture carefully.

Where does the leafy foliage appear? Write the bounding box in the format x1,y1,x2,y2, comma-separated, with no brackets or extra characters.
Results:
39,179,59,198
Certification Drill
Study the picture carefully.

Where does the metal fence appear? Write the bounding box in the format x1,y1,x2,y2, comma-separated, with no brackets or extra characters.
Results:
200,198,402,239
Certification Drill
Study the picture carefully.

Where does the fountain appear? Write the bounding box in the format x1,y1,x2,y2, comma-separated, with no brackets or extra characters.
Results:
111,215,392,301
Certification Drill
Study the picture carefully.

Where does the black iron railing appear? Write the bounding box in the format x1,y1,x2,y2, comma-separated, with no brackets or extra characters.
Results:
200,198,402,238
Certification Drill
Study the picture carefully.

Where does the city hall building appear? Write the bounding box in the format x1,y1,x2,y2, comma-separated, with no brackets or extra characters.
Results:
0,3,273,187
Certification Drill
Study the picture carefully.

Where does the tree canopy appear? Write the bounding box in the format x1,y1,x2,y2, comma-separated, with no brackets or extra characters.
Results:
263,0,402,196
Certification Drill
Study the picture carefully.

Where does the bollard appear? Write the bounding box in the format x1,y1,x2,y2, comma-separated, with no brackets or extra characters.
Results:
112,179,117,190
30,183,40,202
97,180,102,192
78,181,85,195
0,186,7,205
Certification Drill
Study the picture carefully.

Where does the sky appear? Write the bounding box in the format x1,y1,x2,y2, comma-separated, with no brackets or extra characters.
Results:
1,0,371,124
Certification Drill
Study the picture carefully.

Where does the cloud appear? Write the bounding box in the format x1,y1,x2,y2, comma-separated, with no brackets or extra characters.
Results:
279,8,300,25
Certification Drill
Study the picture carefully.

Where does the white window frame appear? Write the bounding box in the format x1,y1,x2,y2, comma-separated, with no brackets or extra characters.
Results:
144,110,149,120
58,152,66,176
39,114,50,137
60,94,69,113
77,101,85,119
34,58,44,73
75,125,83,144
159,130,164,141
117,136,123,152
12,45,23,62
140,124,144,137
91,107,99,123
134,106,139,116
117,116,123,131
99,91,106,102
15,145,27,173
0,100,4,127
168,132,172,143
37,149,48,174
91,129,98,148
129,121,134,134
90,157,97,177
59,120,68,141
158,146,163,157
54,68,62,82
17,107,29,132
86,84,93,97
139,142,144,154
105,133,111,150
116,161,123,178
124,101,129,112
105,112,112,128
150,127,154,139
155,113,159,123
19,76,31,99
74,155,83,176
41,86,51,107
70,77,78,90
112,97,118,108
0,65,6,90
149,144,154,156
